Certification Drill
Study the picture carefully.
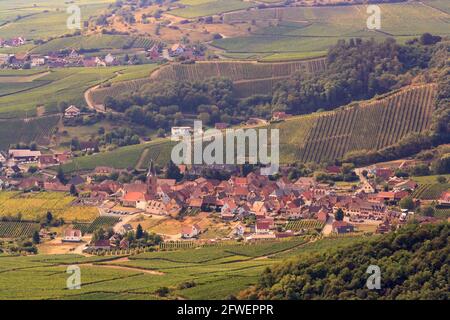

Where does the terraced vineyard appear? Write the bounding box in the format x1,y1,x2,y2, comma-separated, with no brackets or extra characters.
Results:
89,59,326,105
0,115,60,151
73,216,121,234
277,84,437,163
0,221,40,238
412,183,449,200
285,219,326,232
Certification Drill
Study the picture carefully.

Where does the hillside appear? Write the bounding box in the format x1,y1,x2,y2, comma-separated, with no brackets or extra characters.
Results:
276,84,438,163
216,2,450,59
88,59,326,105
239,223,449,300
64,83,437,172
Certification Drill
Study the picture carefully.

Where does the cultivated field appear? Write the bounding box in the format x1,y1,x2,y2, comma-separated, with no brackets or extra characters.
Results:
30,35,158,55
0,0,114,40
274,84,438,163
88,59,326,105
73,216,121,234
412,183,449,200
0,65,158,119
0,192,98,222
0,115,60,151
169,0,255,18
215,2,450,58
61,140,175,173
0,221,40,238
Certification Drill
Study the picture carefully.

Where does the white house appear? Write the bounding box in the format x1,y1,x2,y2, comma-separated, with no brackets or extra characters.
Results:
105,53,115,65
181,224,201,239
62,229,82,242
64,105,81,118
171,127,192,140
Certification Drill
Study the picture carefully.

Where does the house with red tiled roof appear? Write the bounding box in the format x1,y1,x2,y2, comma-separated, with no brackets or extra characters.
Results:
332,221,354,234
181,224,201,238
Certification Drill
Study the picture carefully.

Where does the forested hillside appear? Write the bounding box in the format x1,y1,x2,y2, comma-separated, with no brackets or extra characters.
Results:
239,223,449,300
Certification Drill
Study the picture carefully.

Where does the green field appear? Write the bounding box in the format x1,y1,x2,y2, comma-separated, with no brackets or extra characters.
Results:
170,0,255,18
0,236,371,300
0,65,158,119
73,216,121,234
0,115,60,151
215,3,450,56
0,221,40,238
30,35,157,55
0,0,114,40
412,183,449,200
61,140,175,173
0,192,98,222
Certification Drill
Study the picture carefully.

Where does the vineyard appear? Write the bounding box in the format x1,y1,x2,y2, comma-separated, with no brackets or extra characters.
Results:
0,115,60,151
285,219,325,232
0,192,98,222
0,221,39,238
88,59,326,105
412,183,449,200
73,216,121,234
275,84,438,163
31,35,158,55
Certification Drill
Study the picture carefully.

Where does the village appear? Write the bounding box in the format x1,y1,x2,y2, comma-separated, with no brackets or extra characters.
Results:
1,138,448,254
0,36,206,69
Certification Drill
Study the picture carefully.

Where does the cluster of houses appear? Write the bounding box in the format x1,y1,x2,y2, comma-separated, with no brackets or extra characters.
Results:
1,49,130,69
0,37,25,48
167,43,205,60
1,143,447,240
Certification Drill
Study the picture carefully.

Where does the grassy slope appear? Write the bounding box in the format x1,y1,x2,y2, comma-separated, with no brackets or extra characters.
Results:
0,65,157,119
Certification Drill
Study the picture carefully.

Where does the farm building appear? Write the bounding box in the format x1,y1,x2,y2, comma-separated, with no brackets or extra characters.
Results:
8,149,41,163
332,221,355,234
181,224,201,239
62,229,82,242
64,105,81,119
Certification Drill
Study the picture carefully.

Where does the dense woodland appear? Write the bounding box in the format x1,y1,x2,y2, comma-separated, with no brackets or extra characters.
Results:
239,223,449,300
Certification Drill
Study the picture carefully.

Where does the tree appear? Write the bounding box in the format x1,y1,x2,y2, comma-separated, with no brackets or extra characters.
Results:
165,160,183,181
422,206,435,217
56,166,66,184
436,176,447,184
400,196,415,211
136,224,144,239
32,231,40,244
69,184,78,196
46,211,53,225
335,208,344,221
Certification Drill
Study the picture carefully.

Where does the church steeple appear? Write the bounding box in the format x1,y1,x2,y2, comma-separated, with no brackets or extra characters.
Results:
147,159,156,177
146,159,157,196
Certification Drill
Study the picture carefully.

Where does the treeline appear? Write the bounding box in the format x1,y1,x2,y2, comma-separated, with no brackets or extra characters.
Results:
239,223,449,300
